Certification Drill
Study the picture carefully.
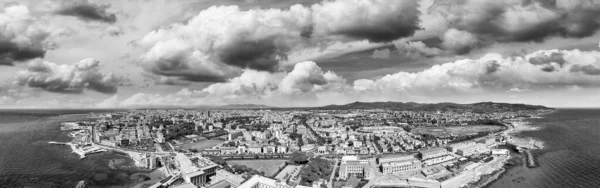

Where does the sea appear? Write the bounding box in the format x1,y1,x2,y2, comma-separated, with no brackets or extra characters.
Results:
1,109,600,188
488,109,600,188
0,110,149,188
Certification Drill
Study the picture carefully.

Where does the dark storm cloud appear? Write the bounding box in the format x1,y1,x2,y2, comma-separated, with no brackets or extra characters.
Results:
541,65,556,72
570,64,600,75
332,1,420,42
336,22,420,43
431,0,600,47
528,52,566,66
148,67,228,83
0,41,45,66
218,39,286,72
56,1,117,23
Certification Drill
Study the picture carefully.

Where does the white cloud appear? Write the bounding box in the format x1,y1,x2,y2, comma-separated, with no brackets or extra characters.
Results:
0,5,62,65
16,58,123,94
136,0,421,82
115,48,600,107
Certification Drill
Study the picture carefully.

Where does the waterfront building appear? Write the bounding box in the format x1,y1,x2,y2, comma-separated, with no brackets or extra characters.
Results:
447,141,475,153
422,155,455,166
338,156,372,180
457,143,489,157
144,154,157,169
490,149,510,156
100,139,119,147
419,147,448,160
421,165,450,178
380,157,422,174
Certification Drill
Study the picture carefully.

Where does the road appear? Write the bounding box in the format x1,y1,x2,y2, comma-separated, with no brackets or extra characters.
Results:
327,158,339,188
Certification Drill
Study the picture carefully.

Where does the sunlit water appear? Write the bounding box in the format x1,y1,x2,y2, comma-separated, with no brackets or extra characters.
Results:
489,109,600,188
0,111,146,188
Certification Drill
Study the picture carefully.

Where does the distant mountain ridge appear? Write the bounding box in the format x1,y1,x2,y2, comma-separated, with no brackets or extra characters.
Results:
316,101,551,112
99,101,551,111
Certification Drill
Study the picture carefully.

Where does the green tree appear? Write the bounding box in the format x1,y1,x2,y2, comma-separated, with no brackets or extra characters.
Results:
290,152,309,165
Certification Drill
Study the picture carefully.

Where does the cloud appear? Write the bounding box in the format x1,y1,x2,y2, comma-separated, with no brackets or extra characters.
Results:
528,51,566,66
371,49,391,59
440,28,478,54
0,5,56,66
394,40,442,59
141,72,190,86
311,0,420,42
56,0,117,23
137,0,421,82
570,64,600,75
16,58,123,94
117,49,600,107
420,0,600,52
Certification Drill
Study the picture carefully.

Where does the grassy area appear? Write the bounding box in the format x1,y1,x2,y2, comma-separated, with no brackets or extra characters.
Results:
227,159,287,177
412,125,504,137
179,139,224,151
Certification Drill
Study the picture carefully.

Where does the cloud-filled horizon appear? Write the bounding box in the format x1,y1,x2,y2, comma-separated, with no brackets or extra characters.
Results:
1,0,600,108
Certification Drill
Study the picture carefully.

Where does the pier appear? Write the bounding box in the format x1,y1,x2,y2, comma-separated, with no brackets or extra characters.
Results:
48,141,107,159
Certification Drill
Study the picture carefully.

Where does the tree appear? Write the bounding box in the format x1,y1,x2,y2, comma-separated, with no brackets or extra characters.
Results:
299,157,332,186
206,155,227,166
290,152,309,165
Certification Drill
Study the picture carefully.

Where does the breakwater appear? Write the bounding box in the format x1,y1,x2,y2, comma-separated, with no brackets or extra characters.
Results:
524,149,538,168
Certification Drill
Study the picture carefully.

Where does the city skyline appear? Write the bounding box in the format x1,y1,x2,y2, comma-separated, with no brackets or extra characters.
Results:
2,0,600,109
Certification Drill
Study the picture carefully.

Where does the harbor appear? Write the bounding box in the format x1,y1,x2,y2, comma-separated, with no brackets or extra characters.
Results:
48,141,107,159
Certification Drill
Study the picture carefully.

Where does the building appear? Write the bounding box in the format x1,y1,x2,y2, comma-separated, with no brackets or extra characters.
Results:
220,147,238,155
419,147,448,160
422,155,455,166
237,175,292,188
228,130,244,141
248,144,263,154
212,169,245,188
144,154,157,169
277,146,288,153
378,154,415,164
447,141,475,153
338,156,372,180
175,153,219,187
421,165,450,178
380,155,422,174
457,143,489,157
490,149,509,156
317,146,328,153
301,144,316,152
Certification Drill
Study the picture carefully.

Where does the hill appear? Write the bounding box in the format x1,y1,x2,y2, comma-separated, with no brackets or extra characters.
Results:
316,101,551,112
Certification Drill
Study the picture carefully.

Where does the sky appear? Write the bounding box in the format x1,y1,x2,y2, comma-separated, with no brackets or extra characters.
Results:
1,0,600,108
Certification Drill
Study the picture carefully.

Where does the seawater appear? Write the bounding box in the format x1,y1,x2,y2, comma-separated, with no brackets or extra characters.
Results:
489,109,600,188
0,111,146,188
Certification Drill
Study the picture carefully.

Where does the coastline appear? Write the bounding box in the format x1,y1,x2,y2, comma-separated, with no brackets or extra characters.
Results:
473,116,547,188
448,118,542,188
